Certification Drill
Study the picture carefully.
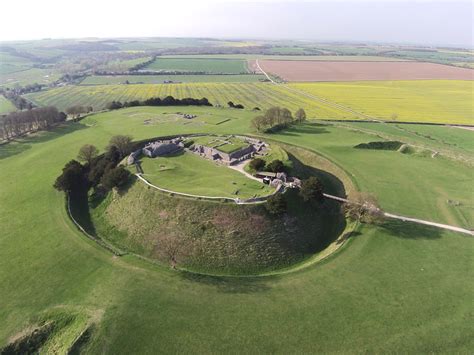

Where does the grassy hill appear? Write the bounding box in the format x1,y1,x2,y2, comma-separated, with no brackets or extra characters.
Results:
1,106,473,352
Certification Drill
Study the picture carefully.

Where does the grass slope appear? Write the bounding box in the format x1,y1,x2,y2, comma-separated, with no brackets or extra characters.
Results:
0,106,473,352
0,96,16,114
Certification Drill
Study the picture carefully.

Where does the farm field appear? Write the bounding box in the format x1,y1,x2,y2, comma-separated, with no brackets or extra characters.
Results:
139,151,274,199
1,106,472,352
144,58,249,74
259,60,474,81
161,54,409,61
25,83,352,119
290,80,474,124
0,67,60,88
26,80,473,124
0,96,16,114
80,74,266,85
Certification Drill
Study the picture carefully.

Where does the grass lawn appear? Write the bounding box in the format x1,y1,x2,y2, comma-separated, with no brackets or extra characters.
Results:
0,106,473,352
139,151,273,198
145,58,249,74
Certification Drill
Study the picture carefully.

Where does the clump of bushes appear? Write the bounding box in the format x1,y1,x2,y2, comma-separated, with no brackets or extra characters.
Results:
354,141,403,151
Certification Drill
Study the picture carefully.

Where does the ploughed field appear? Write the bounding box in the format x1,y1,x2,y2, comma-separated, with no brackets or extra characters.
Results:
1,106,473,352
26,80,473,124
259,60,474,82
137,151,274,199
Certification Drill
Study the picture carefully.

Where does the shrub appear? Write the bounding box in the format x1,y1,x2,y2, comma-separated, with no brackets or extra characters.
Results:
101,166,131,190
265,194,287,215
299,176,324,203
249,158,266,171
266,159,285,173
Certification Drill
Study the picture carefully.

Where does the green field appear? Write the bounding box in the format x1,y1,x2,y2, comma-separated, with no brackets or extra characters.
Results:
80,74,266,85
26,80,473,124
139,151,273,198
0,96,16,114
25,83,350,118
1,106,473,352
291,80,474,125
145,58,249,74
0,67,60,88
160,54,409,61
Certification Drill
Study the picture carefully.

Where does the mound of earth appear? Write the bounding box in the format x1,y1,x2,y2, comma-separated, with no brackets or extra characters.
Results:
88,180,345,275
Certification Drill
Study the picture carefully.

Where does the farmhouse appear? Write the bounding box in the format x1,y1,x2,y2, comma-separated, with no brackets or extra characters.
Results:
142,138,184,158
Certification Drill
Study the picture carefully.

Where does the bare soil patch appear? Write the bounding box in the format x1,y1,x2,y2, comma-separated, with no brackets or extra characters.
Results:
259,60,474,82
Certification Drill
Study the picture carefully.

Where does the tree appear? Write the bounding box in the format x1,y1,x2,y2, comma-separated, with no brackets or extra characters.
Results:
265,194,287,215
227,101,235,108
109,135,132,158
100,166,131,190
66,105,88,118
299,176,324,203
249,158,266,171
106,101,123,110
53,160,85,192
295,108,307,122
344,191,384,224
77,144,98,165
267,159,285,173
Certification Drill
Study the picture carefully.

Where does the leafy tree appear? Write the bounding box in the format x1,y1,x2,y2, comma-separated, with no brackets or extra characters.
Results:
295,108,307,122
100,166,131,190
77,144,99,165
267,159,285,173
249,158,266,171
265,194,287,215
106,101,123,110
344,191,384,224
299,176,324,203
53,160,85,192
227,101,235,108
109,135,132,158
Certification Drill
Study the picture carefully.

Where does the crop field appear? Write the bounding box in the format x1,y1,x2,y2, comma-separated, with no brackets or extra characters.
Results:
144,58,249,74
99,56,153,72
25,83,352,119
259,60,474,81
291,80,474,124
80,74,266,85
139,152,273,198
1,106,472,353
0,96,16,114
161,54,409,61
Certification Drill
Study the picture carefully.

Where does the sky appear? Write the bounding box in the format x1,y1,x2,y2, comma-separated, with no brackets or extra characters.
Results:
0,0,472,47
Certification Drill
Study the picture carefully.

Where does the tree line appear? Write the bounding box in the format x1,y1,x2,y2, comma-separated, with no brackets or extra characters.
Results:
106,95,212,110
54,135,134,197
0,106,66,141
251,107,306,133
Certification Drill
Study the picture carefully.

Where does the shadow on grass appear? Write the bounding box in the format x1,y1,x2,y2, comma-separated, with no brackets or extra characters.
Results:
288,152,346,197
179,272,274,294
379,219,443,239
0,123,88,160
69,189,97,237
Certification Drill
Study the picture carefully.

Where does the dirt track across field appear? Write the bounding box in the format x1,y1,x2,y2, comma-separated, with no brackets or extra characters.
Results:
258,60,474,82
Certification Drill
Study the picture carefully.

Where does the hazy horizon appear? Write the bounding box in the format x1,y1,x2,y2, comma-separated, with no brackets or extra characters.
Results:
0,0,472,48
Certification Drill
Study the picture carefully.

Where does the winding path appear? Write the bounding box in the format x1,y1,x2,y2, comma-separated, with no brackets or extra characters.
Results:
323,193,474,236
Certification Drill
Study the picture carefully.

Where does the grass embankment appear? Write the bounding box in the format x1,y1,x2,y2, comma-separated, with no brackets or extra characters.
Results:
89,182,344,275
138,151,273,198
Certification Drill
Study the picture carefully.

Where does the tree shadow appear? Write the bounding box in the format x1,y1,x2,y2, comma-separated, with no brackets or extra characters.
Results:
179,271,274,294
117,175,138,197
69,190,97,237
0,123,88,160
288,152,347,197
378,218,443,239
